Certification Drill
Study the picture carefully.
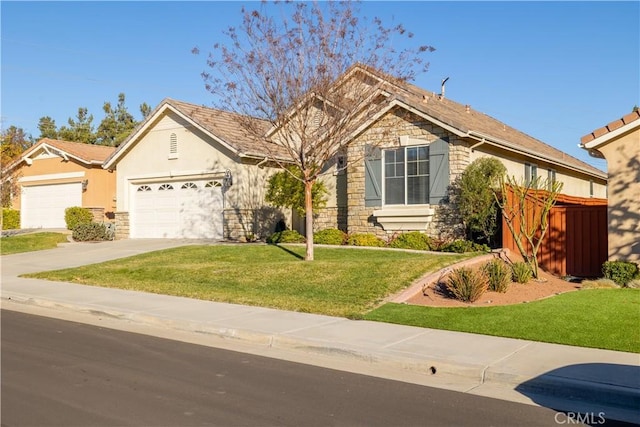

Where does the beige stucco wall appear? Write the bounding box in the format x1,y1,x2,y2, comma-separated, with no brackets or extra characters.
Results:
469,148,607,199
591,127,640,262
11,152,116,221
113,112,286,240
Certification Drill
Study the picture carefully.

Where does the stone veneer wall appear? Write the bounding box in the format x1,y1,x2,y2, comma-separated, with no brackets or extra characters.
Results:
345,108,470,239
224,207,286,241
313,206,348,232
85,207,106,223
114,211,129,240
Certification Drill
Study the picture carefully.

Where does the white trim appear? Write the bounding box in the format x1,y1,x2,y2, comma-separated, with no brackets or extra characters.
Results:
126,169,227,184
582,120,640,150
18,171,85,183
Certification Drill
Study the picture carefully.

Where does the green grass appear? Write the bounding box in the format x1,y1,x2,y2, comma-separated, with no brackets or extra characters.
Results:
0,232,69,255
24,245,470,318
365,289,640,353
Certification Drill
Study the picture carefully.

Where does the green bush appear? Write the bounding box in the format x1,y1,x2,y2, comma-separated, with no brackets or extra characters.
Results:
72,222,113,241
266,230,306,244
346,233,386,247
314,228,347,245
481,258,511,293
440,239,490,253
2,208,20,230
511,262,533,284
602,261,640,287
65,207,92,230
389,232,434,251
445,267,488,302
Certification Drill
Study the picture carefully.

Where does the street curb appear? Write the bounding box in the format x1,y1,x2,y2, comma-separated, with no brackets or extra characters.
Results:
4,292,639,424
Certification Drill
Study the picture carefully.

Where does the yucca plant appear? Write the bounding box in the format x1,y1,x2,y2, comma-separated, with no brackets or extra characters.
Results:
445,267,488,303
511,261,533,284
482,258,511,293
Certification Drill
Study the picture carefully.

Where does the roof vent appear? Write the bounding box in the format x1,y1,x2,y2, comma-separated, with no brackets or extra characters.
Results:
465,105,470,113
439,77,449,100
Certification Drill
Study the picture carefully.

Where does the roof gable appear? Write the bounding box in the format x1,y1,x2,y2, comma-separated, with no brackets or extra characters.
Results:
580,110,640,156
103,98,286,169
5,138,115,173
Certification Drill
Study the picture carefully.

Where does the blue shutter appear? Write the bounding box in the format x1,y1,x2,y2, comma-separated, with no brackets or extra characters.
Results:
429,137,450,205
364,145,382,207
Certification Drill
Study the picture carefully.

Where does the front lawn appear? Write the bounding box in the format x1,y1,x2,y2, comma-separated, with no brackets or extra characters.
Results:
365,289,640,353
0,232,69,255
24,245,470,318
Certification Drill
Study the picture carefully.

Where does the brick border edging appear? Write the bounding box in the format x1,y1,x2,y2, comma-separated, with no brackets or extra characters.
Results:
386,249,510,303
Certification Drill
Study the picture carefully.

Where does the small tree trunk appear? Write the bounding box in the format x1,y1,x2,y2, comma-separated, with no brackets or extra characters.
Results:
304,180,314,261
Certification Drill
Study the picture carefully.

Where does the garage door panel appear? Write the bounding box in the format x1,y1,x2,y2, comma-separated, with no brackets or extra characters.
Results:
21,183,82,229
131,180,223,239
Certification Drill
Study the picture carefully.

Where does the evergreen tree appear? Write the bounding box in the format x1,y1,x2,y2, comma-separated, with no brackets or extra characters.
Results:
58,107,96,144
96,93,136,146
37,116,59,140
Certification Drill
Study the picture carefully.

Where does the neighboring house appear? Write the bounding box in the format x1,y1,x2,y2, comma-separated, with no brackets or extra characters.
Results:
102,99,288,240
104,65,607,242
581,110,640,262
4,138,116,228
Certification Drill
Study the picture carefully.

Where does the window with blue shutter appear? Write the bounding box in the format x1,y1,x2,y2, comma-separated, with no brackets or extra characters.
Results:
370,137,450,206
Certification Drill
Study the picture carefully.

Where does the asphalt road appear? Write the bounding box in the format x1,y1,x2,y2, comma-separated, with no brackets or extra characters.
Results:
2,310,569,427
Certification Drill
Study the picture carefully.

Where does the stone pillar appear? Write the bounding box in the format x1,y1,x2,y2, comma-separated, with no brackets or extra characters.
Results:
114,212,129,240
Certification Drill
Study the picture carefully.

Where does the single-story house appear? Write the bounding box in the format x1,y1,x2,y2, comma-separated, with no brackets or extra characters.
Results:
581,109,640,262
5,138,116,228
105,65,607,241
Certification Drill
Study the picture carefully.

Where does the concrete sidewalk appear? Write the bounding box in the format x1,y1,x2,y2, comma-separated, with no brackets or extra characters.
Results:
1,239,639,424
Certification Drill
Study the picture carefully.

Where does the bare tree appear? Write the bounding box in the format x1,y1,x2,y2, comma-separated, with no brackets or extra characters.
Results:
495,175,563,279
195,0,433,260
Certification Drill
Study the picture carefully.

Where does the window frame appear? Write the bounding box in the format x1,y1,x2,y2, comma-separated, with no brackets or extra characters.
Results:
382,145,430,206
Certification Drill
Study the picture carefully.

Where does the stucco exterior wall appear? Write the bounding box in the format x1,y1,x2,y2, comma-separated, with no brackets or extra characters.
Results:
593,128,640,262
112,112,286,240
469,149,607,199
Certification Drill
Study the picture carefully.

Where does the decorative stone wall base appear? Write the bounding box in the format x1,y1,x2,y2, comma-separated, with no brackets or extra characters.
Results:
114,211,129,240
224,207,286,241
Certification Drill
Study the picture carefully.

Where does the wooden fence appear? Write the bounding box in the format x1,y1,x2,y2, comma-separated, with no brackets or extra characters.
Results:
501,187,608,278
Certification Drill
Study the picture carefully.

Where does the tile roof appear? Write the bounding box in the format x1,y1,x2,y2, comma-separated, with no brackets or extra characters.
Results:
580,110,640,145
36,138,116,163
359,67,606,179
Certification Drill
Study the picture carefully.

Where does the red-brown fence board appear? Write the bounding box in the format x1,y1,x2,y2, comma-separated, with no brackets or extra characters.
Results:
501,186,607,278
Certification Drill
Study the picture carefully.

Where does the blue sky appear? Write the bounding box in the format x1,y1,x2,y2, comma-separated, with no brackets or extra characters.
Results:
2,1,638,172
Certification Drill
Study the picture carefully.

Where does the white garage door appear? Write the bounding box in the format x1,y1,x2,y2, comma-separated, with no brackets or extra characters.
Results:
21,182,82,229
131,179,224,239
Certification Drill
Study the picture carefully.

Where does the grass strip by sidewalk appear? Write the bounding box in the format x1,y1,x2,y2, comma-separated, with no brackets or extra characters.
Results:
0,232,69,255
23,244,470,318
365,289,640,353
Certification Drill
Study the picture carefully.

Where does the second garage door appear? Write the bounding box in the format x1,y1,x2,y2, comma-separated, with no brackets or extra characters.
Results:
130,179,223,239
21,182,82,229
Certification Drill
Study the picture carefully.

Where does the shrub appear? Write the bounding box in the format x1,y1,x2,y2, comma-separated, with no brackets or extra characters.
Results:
266,230,306,244
440,239,490,253
511,262,533,284
72,222,113,241
602,261,640,287
581,279,620,289
389,231,434,251
2,208,20,230
445,267,488,302
314,228,347,245
346,233,386,247
481,258,511,293
65,207,92,230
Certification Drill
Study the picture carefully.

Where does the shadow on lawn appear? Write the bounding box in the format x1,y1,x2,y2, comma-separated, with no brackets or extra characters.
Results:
269,243,304,260
515,363,640,426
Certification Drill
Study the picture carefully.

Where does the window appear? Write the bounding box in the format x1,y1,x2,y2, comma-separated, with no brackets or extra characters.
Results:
384,146,429,205
169,133,178,159
181,182,197,189
525,163,538,186
158,184,174,191
205,180,222,188
590,180,594,198
137,185,151,192
547,169,557,190
365,137,449,207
